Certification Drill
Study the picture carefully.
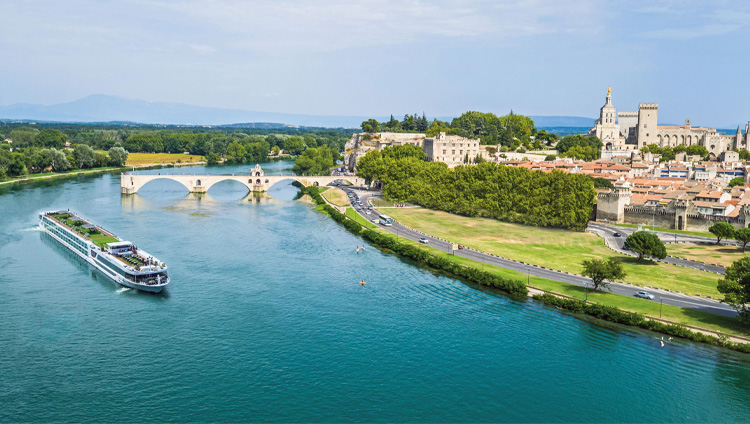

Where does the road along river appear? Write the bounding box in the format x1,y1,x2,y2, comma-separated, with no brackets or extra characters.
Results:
1,163,750,422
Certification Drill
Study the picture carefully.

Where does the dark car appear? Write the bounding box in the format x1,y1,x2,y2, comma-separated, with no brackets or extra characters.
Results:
458,245,465,250
613,232,622,237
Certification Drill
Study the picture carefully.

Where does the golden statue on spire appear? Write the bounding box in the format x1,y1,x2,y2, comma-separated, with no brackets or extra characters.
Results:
608,86,611,96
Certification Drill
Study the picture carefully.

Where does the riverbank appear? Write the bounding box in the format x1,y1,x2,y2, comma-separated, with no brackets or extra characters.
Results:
0,160,205,187
303,187,750,352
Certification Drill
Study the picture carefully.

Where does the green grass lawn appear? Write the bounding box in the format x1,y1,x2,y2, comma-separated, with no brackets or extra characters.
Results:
365,227,749,337
668,242,747,267
384,208,723,298
346,207,379,229
88,233,119,248
321,187,349,207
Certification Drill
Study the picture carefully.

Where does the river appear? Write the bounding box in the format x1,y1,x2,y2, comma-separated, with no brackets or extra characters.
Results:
1,161,749,422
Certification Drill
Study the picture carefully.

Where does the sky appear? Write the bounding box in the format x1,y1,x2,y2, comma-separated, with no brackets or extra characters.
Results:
1,0,749,127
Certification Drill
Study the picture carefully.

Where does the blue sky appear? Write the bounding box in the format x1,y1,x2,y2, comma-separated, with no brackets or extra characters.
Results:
1,0,748,127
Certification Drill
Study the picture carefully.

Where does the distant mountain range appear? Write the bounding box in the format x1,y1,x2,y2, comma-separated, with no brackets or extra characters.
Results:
0,94,596,129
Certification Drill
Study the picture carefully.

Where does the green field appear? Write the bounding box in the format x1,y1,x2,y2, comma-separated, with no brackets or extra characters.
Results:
126,152,204,166
362,222,749,338
384,208,723,298
321,187,349,207
668,242,747,267
345,207,378,229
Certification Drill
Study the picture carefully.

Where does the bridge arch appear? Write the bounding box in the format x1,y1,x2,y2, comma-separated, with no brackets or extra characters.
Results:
135,176,193,193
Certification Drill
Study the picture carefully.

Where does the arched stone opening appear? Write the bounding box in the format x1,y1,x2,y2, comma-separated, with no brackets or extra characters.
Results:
255,179,261,185
196,179,202,186
678,215,684,231
255,172,261,176
264,179,269,183
313,182,319,187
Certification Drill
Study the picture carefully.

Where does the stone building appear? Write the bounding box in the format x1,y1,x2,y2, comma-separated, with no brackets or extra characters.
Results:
423,132,484,167
592,87,750,158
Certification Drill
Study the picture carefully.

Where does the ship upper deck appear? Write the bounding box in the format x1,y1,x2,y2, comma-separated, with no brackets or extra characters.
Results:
46,211,119,248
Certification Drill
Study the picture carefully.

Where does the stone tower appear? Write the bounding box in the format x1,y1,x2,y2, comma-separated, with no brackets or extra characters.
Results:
637,103,658,147
595,87,620,144
595,178,631,223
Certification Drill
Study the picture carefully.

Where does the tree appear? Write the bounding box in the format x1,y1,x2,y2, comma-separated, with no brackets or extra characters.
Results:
581,258,626,291
729,177,745,187
34,129,67,149
736,149,750,161
206,152,221,165
271,145,281,155
734,228,750,252
709,222,735,245
225,141,247,163
108,146,128,166
48,148,71,171
623,231,666,262
717,257,750,324
282,136,306,155
591,177,614,189
72,144,95,169
7,155,27,176
544,154,556,161
9,129,37,148
361,119,380,133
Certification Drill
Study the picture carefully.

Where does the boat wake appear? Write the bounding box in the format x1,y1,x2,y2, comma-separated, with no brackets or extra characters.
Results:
115,287,132,294
21,226,43,232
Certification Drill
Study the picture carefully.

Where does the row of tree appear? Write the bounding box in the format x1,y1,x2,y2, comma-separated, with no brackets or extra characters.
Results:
0,145,128,179
640,143,709,162
2,125,351,157
356,145,597,230
360,111,558,151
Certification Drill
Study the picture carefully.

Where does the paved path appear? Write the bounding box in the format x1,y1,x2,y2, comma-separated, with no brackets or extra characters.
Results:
343,189,736,318
587,222,726,274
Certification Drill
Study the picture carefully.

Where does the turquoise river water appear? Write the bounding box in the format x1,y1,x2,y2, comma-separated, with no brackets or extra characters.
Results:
1,161,749,422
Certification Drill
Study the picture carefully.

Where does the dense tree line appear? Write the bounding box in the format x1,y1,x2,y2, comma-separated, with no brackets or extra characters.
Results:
0,123,351,157
0,142,128,179
292,145,342,175
360,111,558,151
357,145,597,230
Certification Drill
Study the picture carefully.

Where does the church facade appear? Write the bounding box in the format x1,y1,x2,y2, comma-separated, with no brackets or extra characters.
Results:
591,88,749,158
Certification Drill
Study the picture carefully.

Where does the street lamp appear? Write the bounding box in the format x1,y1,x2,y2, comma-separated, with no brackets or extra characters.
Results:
584,282,588,301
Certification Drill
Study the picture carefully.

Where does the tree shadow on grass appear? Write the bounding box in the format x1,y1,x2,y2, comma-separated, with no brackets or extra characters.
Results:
618,256,661,266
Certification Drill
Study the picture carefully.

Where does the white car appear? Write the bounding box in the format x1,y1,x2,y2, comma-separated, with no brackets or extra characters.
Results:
419,238,429,244
635,291,655,300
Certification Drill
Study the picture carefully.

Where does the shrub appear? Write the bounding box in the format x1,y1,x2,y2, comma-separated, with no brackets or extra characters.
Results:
532,294,750,354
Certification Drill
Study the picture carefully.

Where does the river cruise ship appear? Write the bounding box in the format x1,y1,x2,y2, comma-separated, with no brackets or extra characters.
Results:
39,210,169,293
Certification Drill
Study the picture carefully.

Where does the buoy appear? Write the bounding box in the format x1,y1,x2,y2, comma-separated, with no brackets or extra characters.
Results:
359,280,366,285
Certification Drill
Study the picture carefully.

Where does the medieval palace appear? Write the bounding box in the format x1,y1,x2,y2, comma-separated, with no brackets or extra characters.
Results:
591,87,750,158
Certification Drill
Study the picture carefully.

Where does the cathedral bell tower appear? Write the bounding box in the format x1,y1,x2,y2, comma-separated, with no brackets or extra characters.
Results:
595,87,620,145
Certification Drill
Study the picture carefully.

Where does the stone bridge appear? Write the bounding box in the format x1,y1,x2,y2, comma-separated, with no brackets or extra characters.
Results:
121,164,364,195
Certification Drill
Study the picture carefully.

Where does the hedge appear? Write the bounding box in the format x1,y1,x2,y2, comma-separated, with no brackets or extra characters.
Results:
533,293,750,354
302,186,528,297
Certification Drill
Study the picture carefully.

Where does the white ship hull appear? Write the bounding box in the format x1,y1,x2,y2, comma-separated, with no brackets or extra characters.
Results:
39,212,169,293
